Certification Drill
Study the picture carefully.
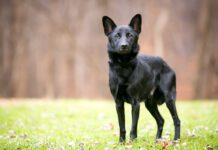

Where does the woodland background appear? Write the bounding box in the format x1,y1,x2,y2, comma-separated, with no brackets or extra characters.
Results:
0,0,217,99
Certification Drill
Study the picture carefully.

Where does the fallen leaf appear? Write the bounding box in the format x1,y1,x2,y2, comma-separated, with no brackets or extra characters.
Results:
97,113,105,120
78,142,85,150
103,122,114,130
104,147,112,150
8,130,15,134
145,124,155,133
20,133,28,138
113,131,119,136
68,141,76,148
157,139,174,149
174,143,180,150
59,146,65,150
215,127,218,133
205,144,213,150
90,140,99,148
182,142,187,147
162,134,170,141
125,145,132,150
82,135,91,140
162,141,171,149
7,135,16,139
186,130,196,137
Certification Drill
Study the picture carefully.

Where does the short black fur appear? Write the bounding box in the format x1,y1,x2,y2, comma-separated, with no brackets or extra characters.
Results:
102,14,181,143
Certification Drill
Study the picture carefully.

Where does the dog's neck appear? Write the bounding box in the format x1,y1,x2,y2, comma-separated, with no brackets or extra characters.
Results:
108,45,139,67
108,46,139,82
108,52,138,66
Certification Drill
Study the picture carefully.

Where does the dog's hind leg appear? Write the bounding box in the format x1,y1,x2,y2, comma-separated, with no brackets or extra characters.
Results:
145,99,164,140
162,72,181,141
166,98,180,141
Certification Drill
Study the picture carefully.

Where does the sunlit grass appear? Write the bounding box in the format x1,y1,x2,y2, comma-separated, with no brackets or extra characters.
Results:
0,99,217,149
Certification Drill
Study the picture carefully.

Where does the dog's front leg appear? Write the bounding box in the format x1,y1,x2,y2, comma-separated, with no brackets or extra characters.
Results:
130,99,140,141
115,100,126,143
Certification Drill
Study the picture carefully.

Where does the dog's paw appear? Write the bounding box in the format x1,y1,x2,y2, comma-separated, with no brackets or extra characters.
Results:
173,139,180,144
119,137,126,144
155,138,163,143
129,135,137,142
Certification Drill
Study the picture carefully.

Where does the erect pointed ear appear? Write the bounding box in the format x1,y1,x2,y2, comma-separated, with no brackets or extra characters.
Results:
102,16,116,35
129,14,142,34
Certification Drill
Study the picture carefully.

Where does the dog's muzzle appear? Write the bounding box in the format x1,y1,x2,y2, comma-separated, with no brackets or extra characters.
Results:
119,45,130,54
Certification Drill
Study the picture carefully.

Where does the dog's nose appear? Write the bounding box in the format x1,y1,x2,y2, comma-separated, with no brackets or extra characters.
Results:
121,44,128,49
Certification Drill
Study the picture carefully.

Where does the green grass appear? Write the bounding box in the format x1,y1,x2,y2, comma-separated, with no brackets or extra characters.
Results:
0,99,217,150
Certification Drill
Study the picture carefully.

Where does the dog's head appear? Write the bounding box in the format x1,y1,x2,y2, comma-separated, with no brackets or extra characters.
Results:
102,14,141,54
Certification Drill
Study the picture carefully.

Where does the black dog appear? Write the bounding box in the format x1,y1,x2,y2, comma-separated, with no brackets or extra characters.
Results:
102,14,180,143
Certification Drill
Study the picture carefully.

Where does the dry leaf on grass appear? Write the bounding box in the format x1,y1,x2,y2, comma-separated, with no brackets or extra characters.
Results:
68,141,76,148
102,122,114,130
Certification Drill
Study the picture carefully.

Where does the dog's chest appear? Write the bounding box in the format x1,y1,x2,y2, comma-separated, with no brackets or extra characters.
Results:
112,65,133,84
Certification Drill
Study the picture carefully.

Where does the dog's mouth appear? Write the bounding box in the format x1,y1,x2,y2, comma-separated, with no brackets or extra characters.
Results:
118,48,130,54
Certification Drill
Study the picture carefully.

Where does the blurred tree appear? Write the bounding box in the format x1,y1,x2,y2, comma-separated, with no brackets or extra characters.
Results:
0,0,217,99
195,0,218,99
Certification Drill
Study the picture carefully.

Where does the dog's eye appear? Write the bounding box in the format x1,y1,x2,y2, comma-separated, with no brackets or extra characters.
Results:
115,33,121,39
126,33,133,38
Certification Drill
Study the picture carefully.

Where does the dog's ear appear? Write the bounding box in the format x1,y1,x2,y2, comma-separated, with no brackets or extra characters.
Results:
102,16,116,35
129,14,142,34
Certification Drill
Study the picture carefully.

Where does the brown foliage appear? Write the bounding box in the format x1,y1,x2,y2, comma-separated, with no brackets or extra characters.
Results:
0,0,217,99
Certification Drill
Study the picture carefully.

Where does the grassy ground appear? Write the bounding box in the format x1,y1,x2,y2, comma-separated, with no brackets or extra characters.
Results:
0,99,217,150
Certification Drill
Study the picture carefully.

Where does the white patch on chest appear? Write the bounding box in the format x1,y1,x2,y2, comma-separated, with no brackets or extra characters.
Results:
150,87,156,97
